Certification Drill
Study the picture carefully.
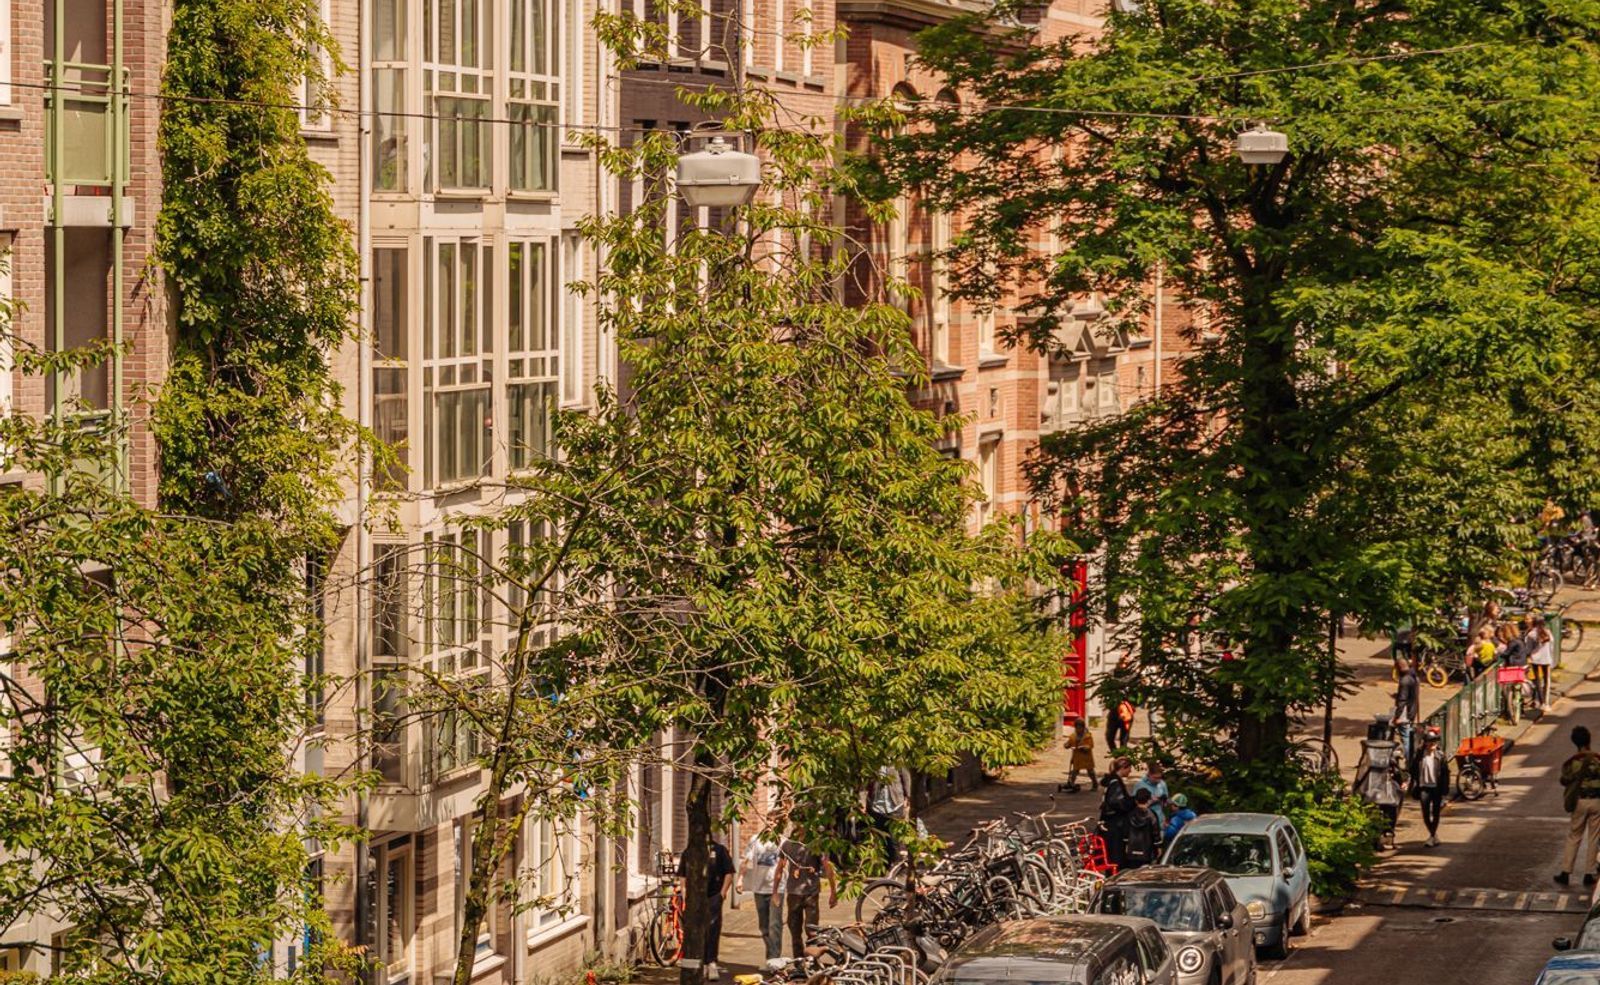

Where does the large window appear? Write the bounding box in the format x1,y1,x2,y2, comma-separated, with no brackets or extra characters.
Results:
423,528,489,779
425,0,493,190
508,0,558,192
560,233,584,405
372,542,410,785
299,0,333,130
424,238,493,487
373,248,410,490
374,839,414,982
527,812,581,936
507,241,557,470
373,0,408,190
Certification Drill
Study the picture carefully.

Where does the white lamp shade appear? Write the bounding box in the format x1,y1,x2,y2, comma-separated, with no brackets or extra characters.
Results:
676,136,762,207
1236,125,1289,165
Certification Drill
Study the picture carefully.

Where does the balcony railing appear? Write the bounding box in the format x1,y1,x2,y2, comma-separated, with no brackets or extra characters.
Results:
44,61,131,187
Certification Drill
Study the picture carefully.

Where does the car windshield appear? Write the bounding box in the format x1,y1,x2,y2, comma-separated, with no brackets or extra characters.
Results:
1098,888,1207,932
1167,834,1274,876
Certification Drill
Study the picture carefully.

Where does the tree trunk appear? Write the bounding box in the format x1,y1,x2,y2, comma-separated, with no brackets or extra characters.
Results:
678,750,716,985
451,804,501,985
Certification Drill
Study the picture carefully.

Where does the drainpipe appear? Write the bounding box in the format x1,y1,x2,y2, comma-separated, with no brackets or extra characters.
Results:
50,0,65,455
354,0,375,975
111,0,125,488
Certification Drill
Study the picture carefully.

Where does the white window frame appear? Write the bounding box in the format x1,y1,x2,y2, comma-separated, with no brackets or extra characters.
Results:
457,815,500,962
976,436,999,527
930,209,951,364
375,839,414,984
372,245,411,491
299,0,334,131
507,239,558,470
526,810,583,941
422,527,490,781
425,0,493,192
1098,371,1119,412
561,0,583,137
508,0,559,192
373,0,409,191
423,237,493,488
560,233,585,406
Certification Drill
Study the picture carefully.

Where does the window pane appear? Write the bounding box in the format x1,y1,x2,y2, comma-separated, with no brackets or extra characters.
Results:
528,243,547,350
509,243,523,353
462,244,477,357
462,0,478,66
375,0,406,60
374,248,408,359
373,544,410,658
530,0,549,75
374,367,408,489
373,669,405,784
511,0,525,72
438,243,456,357
438,0,456,63
374,69,407,192
509,381,553,470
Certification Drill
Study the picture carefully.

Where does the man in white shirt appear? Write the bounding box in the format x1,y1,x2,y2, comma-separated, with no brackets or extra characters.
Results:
740,831,784,965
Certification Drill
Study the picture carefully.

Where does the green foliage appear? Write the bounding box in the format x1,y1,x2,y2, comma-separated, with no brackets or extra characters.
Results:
0,0,361,977
155,0,358,522
889,0,1600,792
1248,774,1383,900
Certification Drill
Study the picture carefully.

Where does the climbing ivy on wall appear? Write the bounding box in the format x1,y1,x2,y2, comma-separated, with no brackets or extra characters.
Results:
155,0,359,525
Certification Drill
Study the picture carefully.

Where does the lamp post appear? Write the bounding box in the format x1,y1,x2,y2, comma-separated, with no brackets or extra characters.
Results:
675,134,762,208
1235,123,1289,166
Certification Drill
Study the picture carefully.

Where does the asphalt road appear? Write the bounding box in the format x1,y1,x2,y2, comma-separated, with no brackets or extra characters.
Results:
1264,673,1600,985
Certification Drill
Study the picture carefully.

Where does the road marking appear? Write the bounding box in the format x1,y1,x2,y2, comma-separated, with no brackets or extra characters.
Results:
1356,883,1588,914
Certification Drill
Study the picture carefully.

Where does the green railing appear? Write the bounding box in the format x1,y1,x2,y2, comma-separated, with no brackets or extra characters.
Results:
1421,612,1562,754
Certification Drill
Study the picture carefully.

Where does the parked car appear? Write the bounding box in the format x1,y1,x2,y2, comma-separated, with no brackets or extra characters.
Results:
932,915,1177,985
1161,813,1310,960
1535,952,1600,984
1093,866,1257,985
1553,898,1600,955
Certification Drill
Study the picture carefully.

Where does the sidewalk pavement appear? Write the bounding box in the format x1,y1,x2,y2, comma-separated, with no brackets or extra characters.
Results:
641,596,1600,983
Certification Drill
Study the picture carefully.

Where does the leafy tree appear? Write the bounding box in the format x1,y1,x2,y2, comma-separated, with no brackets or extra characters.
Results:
889,0,1600,789
424,67,1066,985
0,0,360,974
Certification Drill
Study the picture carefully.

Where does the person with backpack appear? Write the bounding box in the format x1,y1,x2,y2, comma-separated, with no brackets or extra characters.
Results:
1557,725,1600,887
1098,757,1135,867
1123,789,1162,869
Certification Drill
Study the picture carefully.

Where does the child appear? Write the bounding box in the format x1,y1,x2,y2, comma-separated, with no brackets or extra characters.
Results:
1163,793,1197,841
1061,718,1097,793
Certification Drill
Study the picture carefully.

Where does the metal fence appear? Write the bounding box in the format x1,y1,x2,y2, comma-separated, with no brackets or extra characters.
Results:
1421,612,1562,754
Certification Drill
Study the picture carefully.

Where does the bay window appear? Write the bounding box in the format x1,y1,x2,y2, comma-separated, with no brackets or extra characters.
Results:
422,528,489,779
507,240,557,470
424,238,493,488
425,0,493,191
373,247,410,490
509,0,559,192
373,0,408,191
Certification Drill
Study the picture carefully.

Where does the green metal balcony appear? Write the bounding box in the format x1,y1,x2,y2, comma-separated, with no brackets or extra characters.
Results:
44,61,130,187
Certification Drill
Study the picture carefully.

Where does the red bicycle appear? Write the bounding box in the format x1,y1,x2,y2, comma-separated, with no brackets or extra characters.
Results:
647,852,685,966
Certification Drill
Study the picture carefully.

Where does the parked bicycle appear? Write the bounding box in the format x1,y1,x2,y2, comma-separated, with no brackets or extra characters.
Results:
645,851,685,966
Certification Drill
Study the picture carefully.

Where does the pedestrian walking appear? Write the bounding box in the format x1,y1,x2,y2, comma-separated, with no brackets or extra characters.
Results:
1134,761,1171,829
1098,757,1135,867
740,830,784,967
1557,726,1600,887
774,827,837,959
1061,718,1097,793
1528,617,1556,712
867,764,909,866
1105,700,1135,752
1412,727,1450,848
1393,657,1420,762
1123,789,1162,869
1163,793,1197,841
703,834,736,980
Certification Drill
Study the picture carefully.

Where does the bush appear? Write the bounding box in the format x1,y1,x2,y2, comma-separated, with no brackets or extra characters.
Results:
1239,772,1383,899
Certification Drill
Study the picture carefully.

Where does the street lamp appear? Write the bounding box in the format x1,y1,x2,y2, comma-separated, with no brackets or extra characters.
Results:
675,134,762,208
1235,123,1289,166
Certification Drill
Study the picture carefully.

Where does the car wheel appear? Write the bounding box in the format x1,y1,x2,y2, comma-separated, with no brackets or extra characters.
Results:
1261,917,1291,961
1292,900,1311,936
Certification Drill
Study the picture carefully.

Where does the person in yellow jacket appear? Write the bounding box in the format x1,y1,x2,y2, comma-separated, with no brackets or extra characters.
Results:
1060,717,1098,793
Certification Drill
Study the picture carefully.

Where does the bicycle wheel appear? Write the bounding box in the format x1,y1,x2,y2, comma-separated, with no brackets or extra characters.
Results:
1020,856,1057,909
1564,619,1585,654
1425,662,1449,688
1458,763,1486,801
855,878,909,926
648,904,683,966
1533,567,1564,604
